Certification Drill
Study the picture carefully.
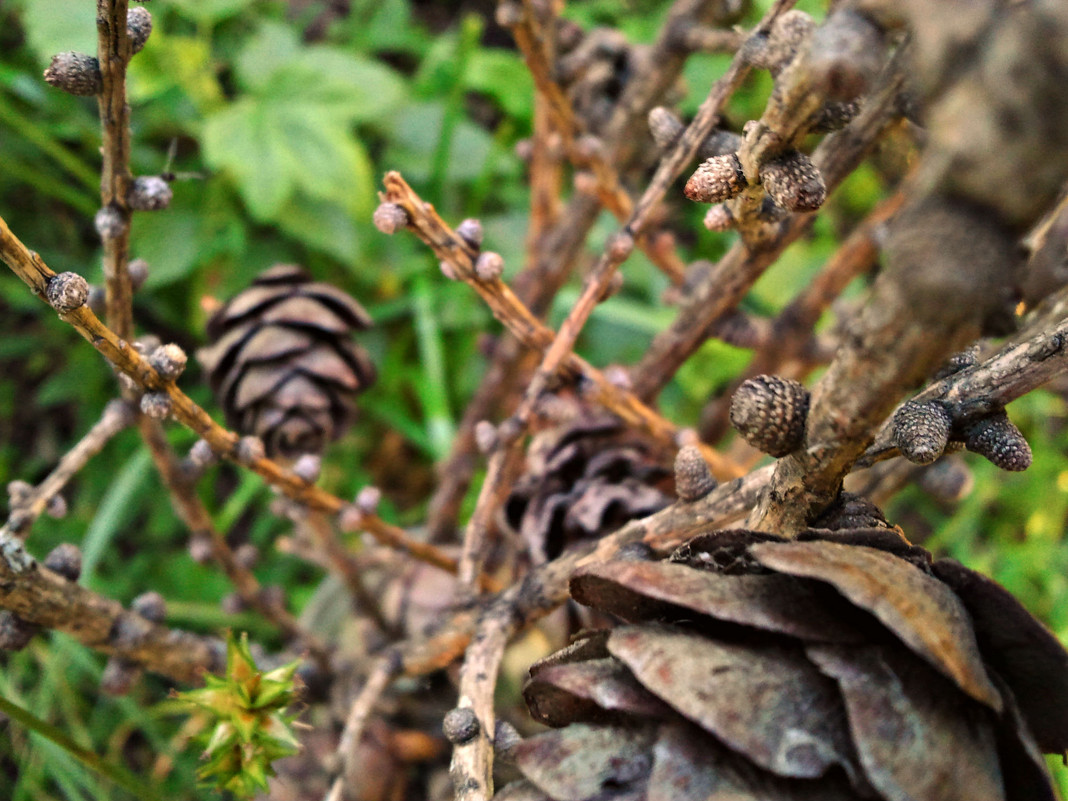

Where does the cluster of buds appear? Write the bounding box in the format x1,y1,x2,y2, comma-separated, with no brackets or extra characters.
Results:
43,7,152,96
684,149,827,213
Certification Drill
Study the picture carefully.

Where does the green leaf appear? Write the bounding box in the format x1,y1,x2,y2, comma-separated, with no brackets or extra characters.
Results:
161,0,258,26
10,0,96,63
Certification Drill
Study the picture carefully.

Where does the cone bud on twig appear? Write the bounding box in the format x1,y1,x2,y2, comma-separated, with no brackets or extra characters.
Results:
7,480,33,507
0,612,37,651
373,202,409,234
603,365,632,391
729,375,810,457
187,439,218,470
607,231,635,262
807,9,885,101
128,176,173,211
703,204,735,232
809,100,861,133
140,391,173,419
747,10,814,75
126,7,153,54
132,591,167,623
891,400,952,465
43,544,82,581
598,271,624,302
189,534,214,564
674,445,717,501
964,412,1032,472
337,504,364,533
44,494,67,519
235,436,266,465
475,251,505,282
456,218,484,251
149,343,188,381
440,260,460,281
648,107,684,150
760,151,826,212
128,258,150,290
475,420,499,455
355,486,382,516
101,657,140,696
935,345,980,380
94,205,127,239
43,52,102,95
292,453,322,484
684,153,747,203
233,543,260,570
917,456,974,504
46,272,89,313
443,707,480,744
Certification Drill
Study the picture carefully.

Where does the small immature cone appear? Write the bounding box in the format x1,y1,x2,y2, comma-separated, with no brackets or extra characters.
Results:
128,176,173,211
891,400,952,465
373,202,409,234
149,344,188,381
474,420,499,455
729,375,810,457
806,9,885,101
140,392,173,419
44,543,82,581
456,218,484,251
292,453,322,483
809,100,861,133
442,707,480,744
94,206,127,240
747,9,815,75
132,591,167,623
648,106,684,150
126,7,153,54
964,412,1032,472
0,612,37,651
685,153,747,203
101,658,141,696
46,272,89,312
703,204,734,232
759,151,826,212
674,445,717,501
475,251,504,282
43,52,102,96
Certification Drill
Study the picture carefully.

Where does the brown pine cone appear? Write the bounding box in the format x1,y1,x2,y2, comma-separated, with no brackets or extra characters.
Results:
502,406,673,564
506,515,1068,801
197,265,375,459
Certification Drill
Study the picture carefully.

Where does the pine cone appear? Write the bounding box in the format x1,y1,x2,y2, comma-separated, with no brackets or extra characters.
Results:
198,265,375,459
502,406,673,564
508,516,1068,801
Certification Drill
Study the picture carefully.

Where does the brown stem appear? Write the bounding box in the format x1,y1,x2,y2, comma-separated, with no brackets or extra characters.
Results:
0,530,221,683
4,399,135,536
96,0,134,340
0,215,478,589
380,172,745,480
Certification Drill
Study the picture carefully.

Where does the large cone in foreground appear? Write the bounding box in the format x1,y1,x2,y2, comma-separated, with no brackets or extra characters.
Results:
198,265,375,459
504,505,1068,801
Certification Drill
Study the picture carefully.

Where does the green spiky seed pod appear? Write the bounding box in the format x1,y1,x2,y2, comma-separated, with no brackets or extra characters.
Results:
176,632,302,798
891,400,952,465
964,412,1032,472
729,375,810,457
685,153,747,203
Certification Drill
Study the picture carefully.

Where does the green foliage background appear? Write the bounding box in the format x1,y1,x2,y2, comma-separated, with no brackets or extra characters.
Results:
0,0,1065,797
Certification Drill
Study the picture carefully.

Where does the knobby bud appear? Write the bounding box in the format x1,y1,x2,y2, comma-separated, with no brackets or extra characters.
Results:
474,420,499,455
128,176,173,211
729,375,810,457
373,202,409,234
234,543,260,570
457,218,484,251
0,612,37,651
685,153,747,203
292,453,322,484
235,436,266,465
44,543,82,581
443,707,480,744
45,494,68,519
355,486,382,516
674,445,717,501
475,251,505,282
149,343,188,381
101,658,141,696
94,205,127,240
747,10,815,75
891,400,952,465
132,591,167,623
648,107,684,150
126,6,153,54
760,151,826,212
964,412,1032,472
46,272,89,312
810,100,861,133
43,52,102,96
140,391,173,419
704,204,735,232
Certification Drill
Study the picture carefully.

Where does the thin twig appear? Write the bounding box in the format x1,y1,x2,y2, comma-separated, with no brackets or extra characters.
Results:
0,529,221,682
380,172,746,480
96,0,134,340
0,215,482,588
326,650,403,801
4,399,135,536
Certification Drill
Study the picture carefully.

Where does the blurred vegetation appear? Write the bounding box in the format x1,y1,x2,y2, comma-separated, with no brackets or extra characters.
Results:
0,0,1066,798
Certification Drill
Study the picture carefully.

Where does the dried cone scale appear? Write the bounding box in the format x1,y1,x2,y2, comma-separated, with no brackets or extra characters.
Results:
198,265,376,459
503,401,674,564
507,511,1068,801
